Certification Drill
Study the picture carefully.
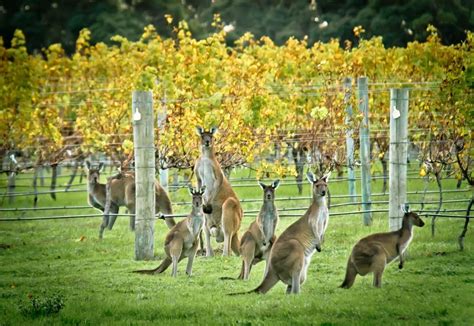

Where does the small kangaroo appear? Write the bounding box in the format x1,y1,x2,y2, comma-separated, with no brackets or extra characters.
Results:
100,170,175,239
231,172,327,295
194,126,243,256
237,180,280,280
85,161,107,212
134,186,206,277
340,206,425,288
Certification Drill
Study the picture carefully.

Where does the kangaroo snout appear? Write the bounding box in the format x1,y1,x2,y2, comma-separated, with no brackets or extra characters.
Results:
316,244,322,252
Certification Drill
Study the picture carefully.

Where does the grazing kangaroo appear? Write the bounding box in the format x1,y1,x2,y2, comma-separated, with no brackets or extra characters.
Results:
340,207,425,289
100,170,175,239
85,161,107,212
194,126,243,256
134,186,206,277
231,172,328,295
237,180,280,280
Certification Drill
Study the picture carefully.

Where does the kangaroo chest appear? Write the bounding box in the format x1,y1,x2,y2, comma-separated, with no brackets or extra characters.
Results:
398,232,413,255
304,209,322,257
88,183,104,204
261,210,276,237
197,158,218,201
318,205,328,224
304,238,319,257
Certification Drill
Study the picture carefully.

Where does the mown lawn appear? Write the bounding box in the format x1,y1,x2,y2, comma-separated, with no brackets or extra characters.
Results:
0,167,472,325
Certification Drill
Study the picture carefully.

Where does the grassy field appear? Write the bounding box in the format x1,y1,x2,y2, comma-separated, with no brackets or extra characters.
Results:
0,167,473,325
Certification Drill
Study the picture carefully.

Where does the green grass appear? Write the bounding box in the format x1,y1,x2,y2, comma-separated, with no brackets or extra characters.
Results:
0,167,473,325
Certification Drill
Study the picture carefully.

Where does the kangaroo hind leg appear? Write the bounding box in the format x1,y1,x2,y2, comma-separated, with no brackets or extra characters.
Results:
340,258,358,289
254,268,280,294
241,242,255,280
290,271,301,294
99,214,109,239
107,203,119,230
372,255,386,288
170,240,183,277
231,233,240,256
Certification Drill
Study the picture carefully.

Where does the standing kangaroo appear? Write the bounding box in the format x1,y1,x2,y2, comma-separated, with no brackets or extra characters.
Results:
340,207,425,288
134,186,206,277
316,172,330,244
238,180,280,280
85,161,107,212
100,170,175,239
232,172,328,295
194,126,243,256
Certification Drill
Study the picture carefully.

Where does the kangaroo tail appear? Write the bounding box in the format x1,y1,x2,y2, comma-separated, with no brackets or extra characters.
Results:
219,276,238,281
104,176,114,222
161,194,176,228
133,257,172,275
340,257,357,289
228,269,279,295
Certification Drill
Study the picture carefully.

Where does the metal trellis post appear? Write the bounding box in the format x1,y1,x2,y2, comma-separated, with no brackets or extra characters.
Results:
358,77,372,225
344,77,357,203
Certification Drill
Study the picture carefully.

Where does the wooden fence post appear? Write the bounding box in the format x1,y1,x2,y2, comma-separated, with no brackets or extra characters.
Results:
132,91,155,260
344,77,357,203
358,77,372,225
389,88,409,230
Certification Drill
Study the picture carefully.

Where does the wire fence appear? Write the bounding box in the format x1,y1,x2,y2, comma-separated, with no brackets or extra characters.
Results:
1,81,471,250
1,165,470,219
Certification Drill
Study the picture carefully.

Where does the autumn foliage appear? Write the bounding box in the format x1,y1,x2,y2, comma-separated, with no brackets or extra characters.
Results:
0,18,472,178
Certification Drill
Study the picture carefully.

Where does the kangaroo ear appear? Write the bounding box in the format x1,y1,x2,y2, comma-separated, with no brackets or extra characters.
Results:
321,172,331,183
306,171,315,183
98,162,104,172
272,179,280,189
400,204,409,214
210,126,218,135
188,186,194,196
200,185,206,194
85,160,91,170
258,181,266,190
196,126,204,136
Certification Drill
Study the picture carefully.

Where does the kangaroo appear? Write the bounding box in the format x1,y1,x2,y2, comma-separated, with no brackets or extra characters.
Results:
194,126,243,256
85,161,107,212
237,180,280,280
134,186,206,277
340,206,425,289
100,170,175,239
316,172,330,244
231,172,327,295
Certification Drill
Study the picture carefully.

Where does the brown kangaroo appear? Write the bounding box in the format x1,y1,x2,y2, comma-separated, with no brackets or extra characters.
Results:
238,180,280,280
101,170,175,239
340,207,425,288
194,126,243,256
134,186,206,277
231,172,327,295
85,161,107,212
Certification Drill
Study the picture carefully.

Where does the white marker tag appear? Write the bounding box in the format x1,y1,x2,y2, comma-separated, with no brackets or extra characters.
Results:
9,154,17,164
392,107,400,119
133,110,142,121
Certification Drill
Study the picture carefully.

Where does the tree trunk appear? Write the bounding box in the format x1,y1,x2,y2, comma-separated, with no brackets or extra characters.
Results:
50,164,58,200
431,171,443,237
